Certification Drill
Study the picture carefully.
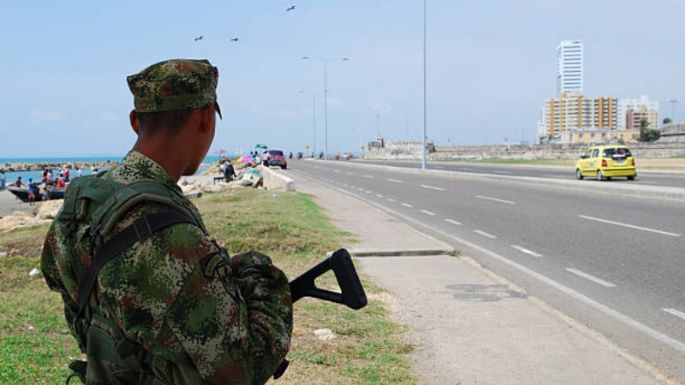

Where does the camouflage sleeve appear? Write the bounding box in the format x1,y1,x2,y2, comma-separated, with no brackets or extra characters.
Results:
40,222,80,346
149,238,293,385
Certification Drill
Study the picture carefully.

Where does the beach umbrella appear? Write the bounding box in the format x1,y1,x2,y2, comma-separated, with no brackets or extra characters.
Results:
214,148,227,155
255,144,267,149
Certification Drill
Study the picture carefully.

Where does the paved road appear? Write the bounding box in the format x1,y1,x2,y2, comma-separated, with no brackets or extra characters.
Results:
288,159,685,382
359,159,685,189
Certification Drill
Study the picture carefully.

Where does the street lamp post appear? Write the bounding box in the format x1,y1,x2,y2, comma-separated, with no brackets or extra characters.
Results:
312,92,317,157
421,0,428,170
302,55,348,160
669,99,679,122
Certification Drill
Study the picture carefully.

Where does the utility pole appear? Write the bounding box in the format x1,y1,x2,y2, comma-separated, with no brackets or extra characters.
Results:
421,0,428,170
376,112,381,137
312,92,317,157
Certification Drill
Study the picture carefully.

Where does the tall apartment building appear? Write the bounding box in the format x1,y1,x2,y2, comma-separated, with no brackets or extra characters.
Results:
618,95,659,130
539,93,617,139
556,40,583,95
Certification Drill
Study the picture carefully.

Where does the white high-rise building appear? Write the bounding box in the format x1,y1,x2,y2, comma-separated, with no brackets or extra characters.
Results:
556,40,583,95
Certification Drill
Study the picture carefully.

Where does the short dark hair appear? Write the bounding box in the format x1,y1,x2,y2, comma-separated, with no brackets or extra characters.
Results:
136,109,196,135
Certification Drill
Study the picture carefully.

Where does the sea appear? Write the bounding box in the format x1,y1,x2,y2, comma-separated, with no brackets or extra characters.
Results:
0,155,223,184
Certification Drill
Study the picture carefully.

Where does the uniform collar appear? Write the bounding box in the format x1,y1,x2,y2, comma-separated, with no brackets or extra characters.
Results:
112,151,180,192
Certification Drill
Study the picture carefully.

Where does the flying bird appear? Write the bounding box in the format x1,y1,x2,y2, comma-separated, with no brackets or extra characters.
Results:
286,5,296,12
194,36,204,41
230,37,239,42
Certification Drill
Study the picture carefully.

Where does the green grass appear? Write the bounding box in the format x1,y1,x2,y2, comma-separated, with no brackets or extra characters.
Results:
0,189,416,385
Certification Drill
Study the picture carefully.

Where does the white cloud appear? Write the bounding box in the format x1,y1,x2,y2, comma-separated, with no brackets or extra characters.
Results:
30,109,65,124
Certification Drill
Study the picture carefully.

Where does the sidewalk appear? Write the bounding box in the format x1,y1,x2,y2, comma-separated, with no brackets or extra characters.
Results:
290,169,677,385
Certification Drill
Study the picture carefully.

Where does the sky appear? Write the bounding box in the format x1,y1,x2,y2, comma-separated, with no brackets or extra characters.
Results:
1,0,683,157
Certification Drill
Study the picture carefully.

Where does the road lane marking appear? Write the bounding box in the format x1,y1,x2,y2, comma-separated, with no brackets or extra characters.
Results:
511,245,543,258
579,215,681,237
566,268,616,288
421,184,447,191
363,175,375,178
401,203,413,208
310,176,685,354
445,218,462,226
333,170,340,173
365,190,372,194
387,178,403,183
474,230,497,239
387,198,397,203
420,209,436,216
476,195,516,205
376,194,384,198
663,308,685,321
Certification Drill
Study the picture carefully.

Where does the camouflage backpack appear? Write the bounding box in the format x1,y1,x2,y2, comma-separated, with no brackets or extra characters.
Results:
55,173,206,385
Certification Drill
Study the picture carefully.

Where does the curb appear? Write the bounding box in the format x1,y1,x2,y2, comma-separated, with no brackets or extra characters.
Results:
312,160,685,202
351,249,454,257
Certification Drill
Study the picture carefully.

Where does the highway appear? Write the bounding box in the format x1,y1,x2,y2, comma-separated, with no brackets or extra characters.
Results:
360,159,685,189
289,159,685,381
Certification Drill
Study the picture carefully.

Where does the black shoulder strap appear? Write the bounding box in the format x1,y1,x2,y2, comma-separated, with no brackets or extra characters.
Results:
74,210,197,321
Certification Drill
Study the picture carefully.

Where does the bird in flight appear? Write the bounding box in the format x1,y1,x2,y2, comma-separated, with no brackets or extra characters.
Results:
194,36,204,41
230,37,239,42
286,5,296,12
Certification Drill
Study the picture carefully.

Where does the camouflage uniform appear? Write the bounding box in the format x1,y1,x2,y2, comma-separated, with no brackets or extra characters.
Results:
41,59,292,385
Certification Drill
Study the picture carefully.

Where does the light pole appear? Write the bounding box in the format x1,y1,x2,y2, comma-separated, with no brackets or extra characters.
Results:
669,99,679,122
312,92,317,156
421,0,428,170
302,55,349,160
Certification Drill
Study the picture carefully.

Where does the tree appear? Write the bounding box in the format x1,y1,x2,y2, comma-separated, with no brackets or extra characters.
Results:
663,117,672,125
641,129,661,142
638,117,649,140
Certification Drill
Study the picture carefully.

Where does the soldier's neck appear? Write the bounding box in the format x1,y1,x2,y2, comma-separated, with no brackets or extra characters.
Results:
132,140,186,182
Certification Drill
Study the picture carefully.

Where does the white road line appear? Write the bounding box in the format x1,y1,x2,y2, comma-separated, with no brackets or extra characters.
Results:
421,184,447,192
511,245,543,258
387,178,403,183
401,203,413,208
474,230,497,239
333,170,340,173
313,177,685,354
363,175,375,179
376,194,384,198
387,198,397,203
476,195,516,205
566,268,617,288
365,190,372,194
579,215,681,237
445,218,462,226
663,308,685,321
420,209,436,216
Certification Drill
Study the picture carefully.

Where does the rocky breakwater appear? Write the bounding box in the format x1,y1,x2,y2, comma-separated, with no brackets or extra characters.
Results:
1,160,119,172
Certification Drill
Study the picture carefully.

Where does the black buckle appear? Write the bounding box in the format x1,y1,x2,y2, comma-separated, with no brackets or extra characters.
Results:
133,216,153,240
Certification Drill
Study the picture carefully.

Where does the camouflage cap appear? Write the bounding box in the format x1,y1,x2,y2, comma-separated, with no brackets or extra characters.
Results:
127,59,221,117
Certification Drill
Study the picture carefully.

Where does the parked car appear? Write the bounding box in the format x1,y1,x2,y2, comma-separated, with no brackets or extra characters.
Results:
264,149,287,169
575,145,636,181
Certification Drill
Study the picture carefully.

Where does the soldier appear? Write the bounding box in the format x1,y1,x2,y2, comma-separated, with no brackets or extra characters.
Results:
41,59,293,385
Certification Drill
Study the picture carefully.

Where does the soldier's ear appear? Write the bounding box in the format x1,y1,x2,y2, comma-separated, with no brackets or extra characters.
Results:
197,105,215,134
130,110,140,135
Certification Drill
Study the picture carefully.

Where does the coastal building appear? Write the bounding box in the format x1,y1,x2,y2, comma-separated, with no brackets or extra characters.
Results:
618,95,659,130
538,93,618,142
560,129,639,145
556,40,583,95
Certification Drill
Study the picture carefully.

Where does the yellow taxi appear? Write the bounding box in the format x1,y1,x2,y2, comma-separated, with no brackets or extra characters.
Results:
575,145,637,181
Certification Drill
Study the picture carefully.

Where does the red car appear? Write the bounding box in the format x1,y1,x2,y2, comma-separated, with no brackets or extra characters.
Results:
264,150,287,169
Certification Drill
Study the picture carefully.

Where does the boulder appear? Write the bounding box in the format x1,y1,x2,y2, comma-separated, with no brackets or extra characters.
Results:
34,200,63,220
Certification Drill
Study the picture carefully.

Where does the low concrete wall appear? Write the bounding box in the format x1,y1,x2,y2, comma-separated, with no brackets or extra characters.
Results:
259,166,295,191
366,141,685,160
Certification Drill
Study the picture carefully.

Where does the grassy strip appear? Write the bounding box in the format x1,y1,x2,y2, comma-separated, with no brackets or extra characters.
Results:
0,189,415,385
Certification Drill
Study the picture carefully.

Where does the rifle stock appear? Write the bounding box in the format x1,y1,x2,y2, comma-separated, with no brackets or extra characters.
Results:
273,248,367,379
